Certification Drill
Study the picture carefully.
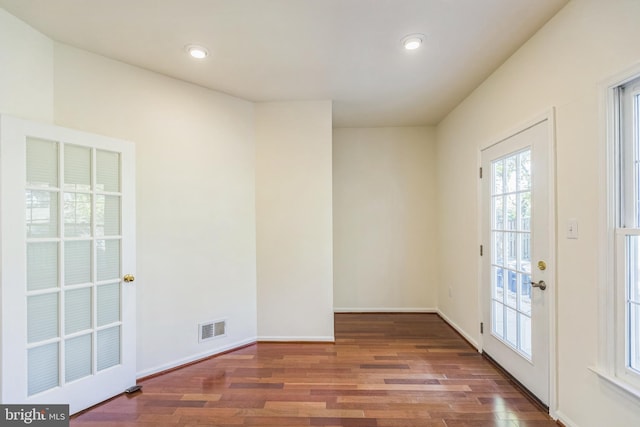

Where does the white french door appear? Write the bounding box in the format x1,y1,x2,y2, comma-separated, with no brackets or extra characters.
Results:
0,115,136,414
481,118,552,405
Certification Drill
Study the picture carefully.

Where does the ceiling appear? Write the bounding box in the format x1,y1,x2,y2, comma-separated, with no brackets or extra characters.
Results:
0,0,568,127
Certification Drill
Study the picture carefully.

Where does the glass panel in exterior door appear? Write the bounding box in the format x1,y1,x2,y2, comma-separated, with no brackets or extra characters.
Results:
491,149,533,359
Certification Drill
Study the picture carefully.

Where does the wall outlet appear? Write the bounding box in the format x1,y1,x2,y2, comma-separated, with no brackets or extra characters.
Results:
567,218,578,239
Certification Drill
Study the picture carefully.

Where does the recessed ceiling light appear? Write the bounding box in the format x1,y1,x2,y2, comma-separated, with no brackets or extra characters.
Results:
185,44,209,59
401,34,425,50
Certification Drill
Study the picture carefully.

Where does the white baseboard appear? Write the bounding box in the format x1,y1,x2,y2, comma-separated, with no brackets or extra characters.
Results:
332,308,479,350
136,337,257,379
135,312,478,380
555,410,580,427
257,336,335,342
333,307,438,313
436,310,481,351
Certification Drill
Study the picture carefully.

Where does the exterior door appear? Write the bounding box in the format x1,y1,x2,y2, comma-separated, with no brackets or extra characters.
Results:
0,115,136,414
481,119,551,404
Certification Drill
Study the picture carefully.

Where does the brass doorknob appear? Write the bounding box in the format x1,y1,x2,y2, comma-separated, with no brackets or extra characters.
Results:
123,274,135,283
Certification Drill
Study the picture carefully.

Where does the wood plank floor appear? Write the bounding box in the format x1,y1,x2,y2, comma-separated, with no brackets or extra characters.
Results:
71,313,558,427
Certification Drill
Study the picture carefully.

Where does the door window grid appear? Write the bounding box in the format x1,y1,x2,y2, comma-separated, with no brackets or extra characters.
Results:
491,149,533,359
26,140,123,396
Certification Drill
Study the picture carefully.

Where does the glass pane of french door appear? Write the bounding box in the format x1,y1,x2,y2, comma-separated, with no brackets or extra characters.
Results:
490,148,532,359
26,138,123,396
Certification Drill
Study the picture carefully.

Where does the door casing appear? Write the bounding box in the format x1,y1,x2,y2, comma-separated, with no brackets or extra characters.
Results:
477,109,557,415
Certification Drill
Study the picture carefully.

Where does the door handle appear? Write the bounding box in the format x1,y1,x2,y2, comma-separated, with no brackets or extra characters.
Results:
123,274,135,283
530,280,546,291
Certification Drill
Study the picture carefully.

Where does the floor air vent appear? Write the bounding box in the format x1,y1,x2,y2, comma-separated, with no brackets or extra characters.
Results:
199,319,227,342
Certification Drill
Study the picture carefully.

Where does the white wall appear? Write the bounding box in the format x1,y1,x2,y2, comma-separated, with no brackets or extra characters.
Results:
1,9,336,377
0,9,53,123
8,3,640,424
333,127,437,311
53,44,258,377
255,101,334,341
436,1,640,426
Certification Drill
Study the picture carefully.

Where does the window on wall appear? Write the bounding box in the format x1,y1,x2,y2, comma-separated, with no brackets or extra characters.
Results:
607,74,640,394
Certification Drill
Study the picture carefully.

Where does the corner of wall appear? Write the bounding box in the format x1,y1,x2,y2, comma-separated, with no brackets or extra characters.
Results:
0,9,54,123
255,100,334,340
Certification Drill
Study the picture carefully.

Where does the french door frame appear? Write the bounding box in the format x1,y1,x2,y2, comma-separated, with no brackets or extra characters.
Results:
0,115,136,413
477,108,557,417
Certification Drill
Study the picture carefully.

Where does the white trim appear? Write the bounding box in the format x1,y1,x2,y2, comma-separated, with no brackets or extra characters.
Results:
257,336,335,342
547,108,559,419
479,110,554,152
136,337,257,379
333,307,437,313
598,66,620,378
437,310,480,351
476,147,484,353
333,308,480,350
597,62,640,401
555,410,580,427
477,108,558,415
590,366,640,402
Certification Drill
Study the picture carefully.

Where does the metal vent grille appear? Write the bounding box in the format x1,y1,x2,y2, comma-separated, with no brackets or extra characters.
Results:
214,321,226,337
199,320,227,342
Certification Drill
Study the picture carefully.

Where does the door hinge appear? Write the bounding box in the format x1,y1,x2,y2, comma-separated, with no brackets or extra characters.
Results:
480,245,483,256
479,167,483,178
480,322,484,334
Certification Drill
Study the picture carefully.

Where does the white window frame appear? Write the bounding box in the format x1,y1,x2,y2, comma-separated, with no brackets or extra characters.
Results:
596,67,640,399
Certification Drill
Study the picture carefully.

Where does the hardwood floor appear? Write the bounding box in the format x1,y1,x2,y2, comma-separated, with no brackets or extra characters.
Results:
71,313,558,427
